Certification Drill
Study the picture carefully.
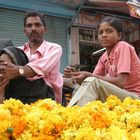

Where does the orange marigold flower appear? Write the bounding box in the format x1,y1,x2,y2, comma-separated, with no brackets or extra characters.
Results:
12,118,27,138
90,112,111,129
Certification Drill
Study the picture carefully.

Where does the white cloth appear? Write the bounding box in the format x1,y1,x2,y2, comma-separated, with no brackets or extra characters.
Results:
68,77,140,107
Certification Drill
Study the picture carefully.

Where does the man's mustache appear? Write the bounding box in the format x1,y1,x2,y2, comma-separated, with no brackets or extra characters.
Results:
30,32,39,36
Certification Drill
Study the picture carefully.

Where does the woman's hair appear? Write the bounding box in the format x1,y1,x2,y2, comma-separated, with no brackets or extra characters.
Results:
23,10,46,27
98,16,123,33
0,46,29,65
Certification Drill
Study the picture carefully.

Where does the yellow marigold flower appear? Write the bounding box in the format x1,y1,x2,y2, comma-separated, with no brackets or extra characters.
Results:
107,125,129,140
0,108,12,133
131,128,140,140
104,95,121,110
0,95,139,139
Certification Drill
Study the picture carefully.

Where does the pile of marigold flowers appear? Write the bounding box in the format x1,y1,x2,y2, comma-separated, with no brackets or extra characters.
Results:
0,95,140,140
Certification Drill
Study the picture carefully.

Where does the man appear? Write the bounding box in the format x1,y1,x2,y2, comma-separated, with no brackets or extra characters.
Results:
0,11,63,104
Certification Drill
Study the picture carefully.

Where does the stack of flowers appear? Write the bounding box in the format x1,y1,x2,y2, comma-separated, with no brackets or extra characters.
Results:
0,95,140,140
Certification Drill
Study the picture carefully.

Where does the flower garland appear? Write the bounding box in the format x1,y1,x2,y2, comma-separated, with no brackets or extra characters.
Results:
0,95,140,140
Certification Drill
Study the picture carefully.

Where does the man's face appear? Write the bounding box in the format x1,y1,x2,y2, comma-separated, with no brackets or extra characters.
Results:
24,16,47,44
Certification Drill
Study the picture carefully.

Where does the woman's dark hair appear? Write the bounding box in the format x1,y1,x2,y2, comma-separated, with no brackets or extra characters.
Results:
23,10,46,27
98,16,123,33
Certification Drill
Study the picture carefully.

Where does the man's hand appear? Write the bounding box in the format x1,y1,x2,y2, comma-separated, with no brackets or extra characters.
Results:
63,66,76,78
0,61,19,80
72,71,93,84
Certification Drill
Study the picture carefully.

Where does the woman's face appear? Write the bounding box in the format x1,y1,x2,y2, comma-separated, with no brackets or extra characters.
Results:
98,22,122,49
0,54,12,63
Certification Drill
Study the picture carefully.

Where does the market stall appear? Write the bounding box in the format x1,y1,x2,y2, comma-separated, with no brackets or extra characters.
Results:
70,0,140,69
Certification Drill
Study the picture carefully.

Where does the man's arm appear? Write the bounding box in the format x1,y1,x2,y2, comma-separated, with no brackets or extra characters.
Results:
25,44,62,79
0,61,36,80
